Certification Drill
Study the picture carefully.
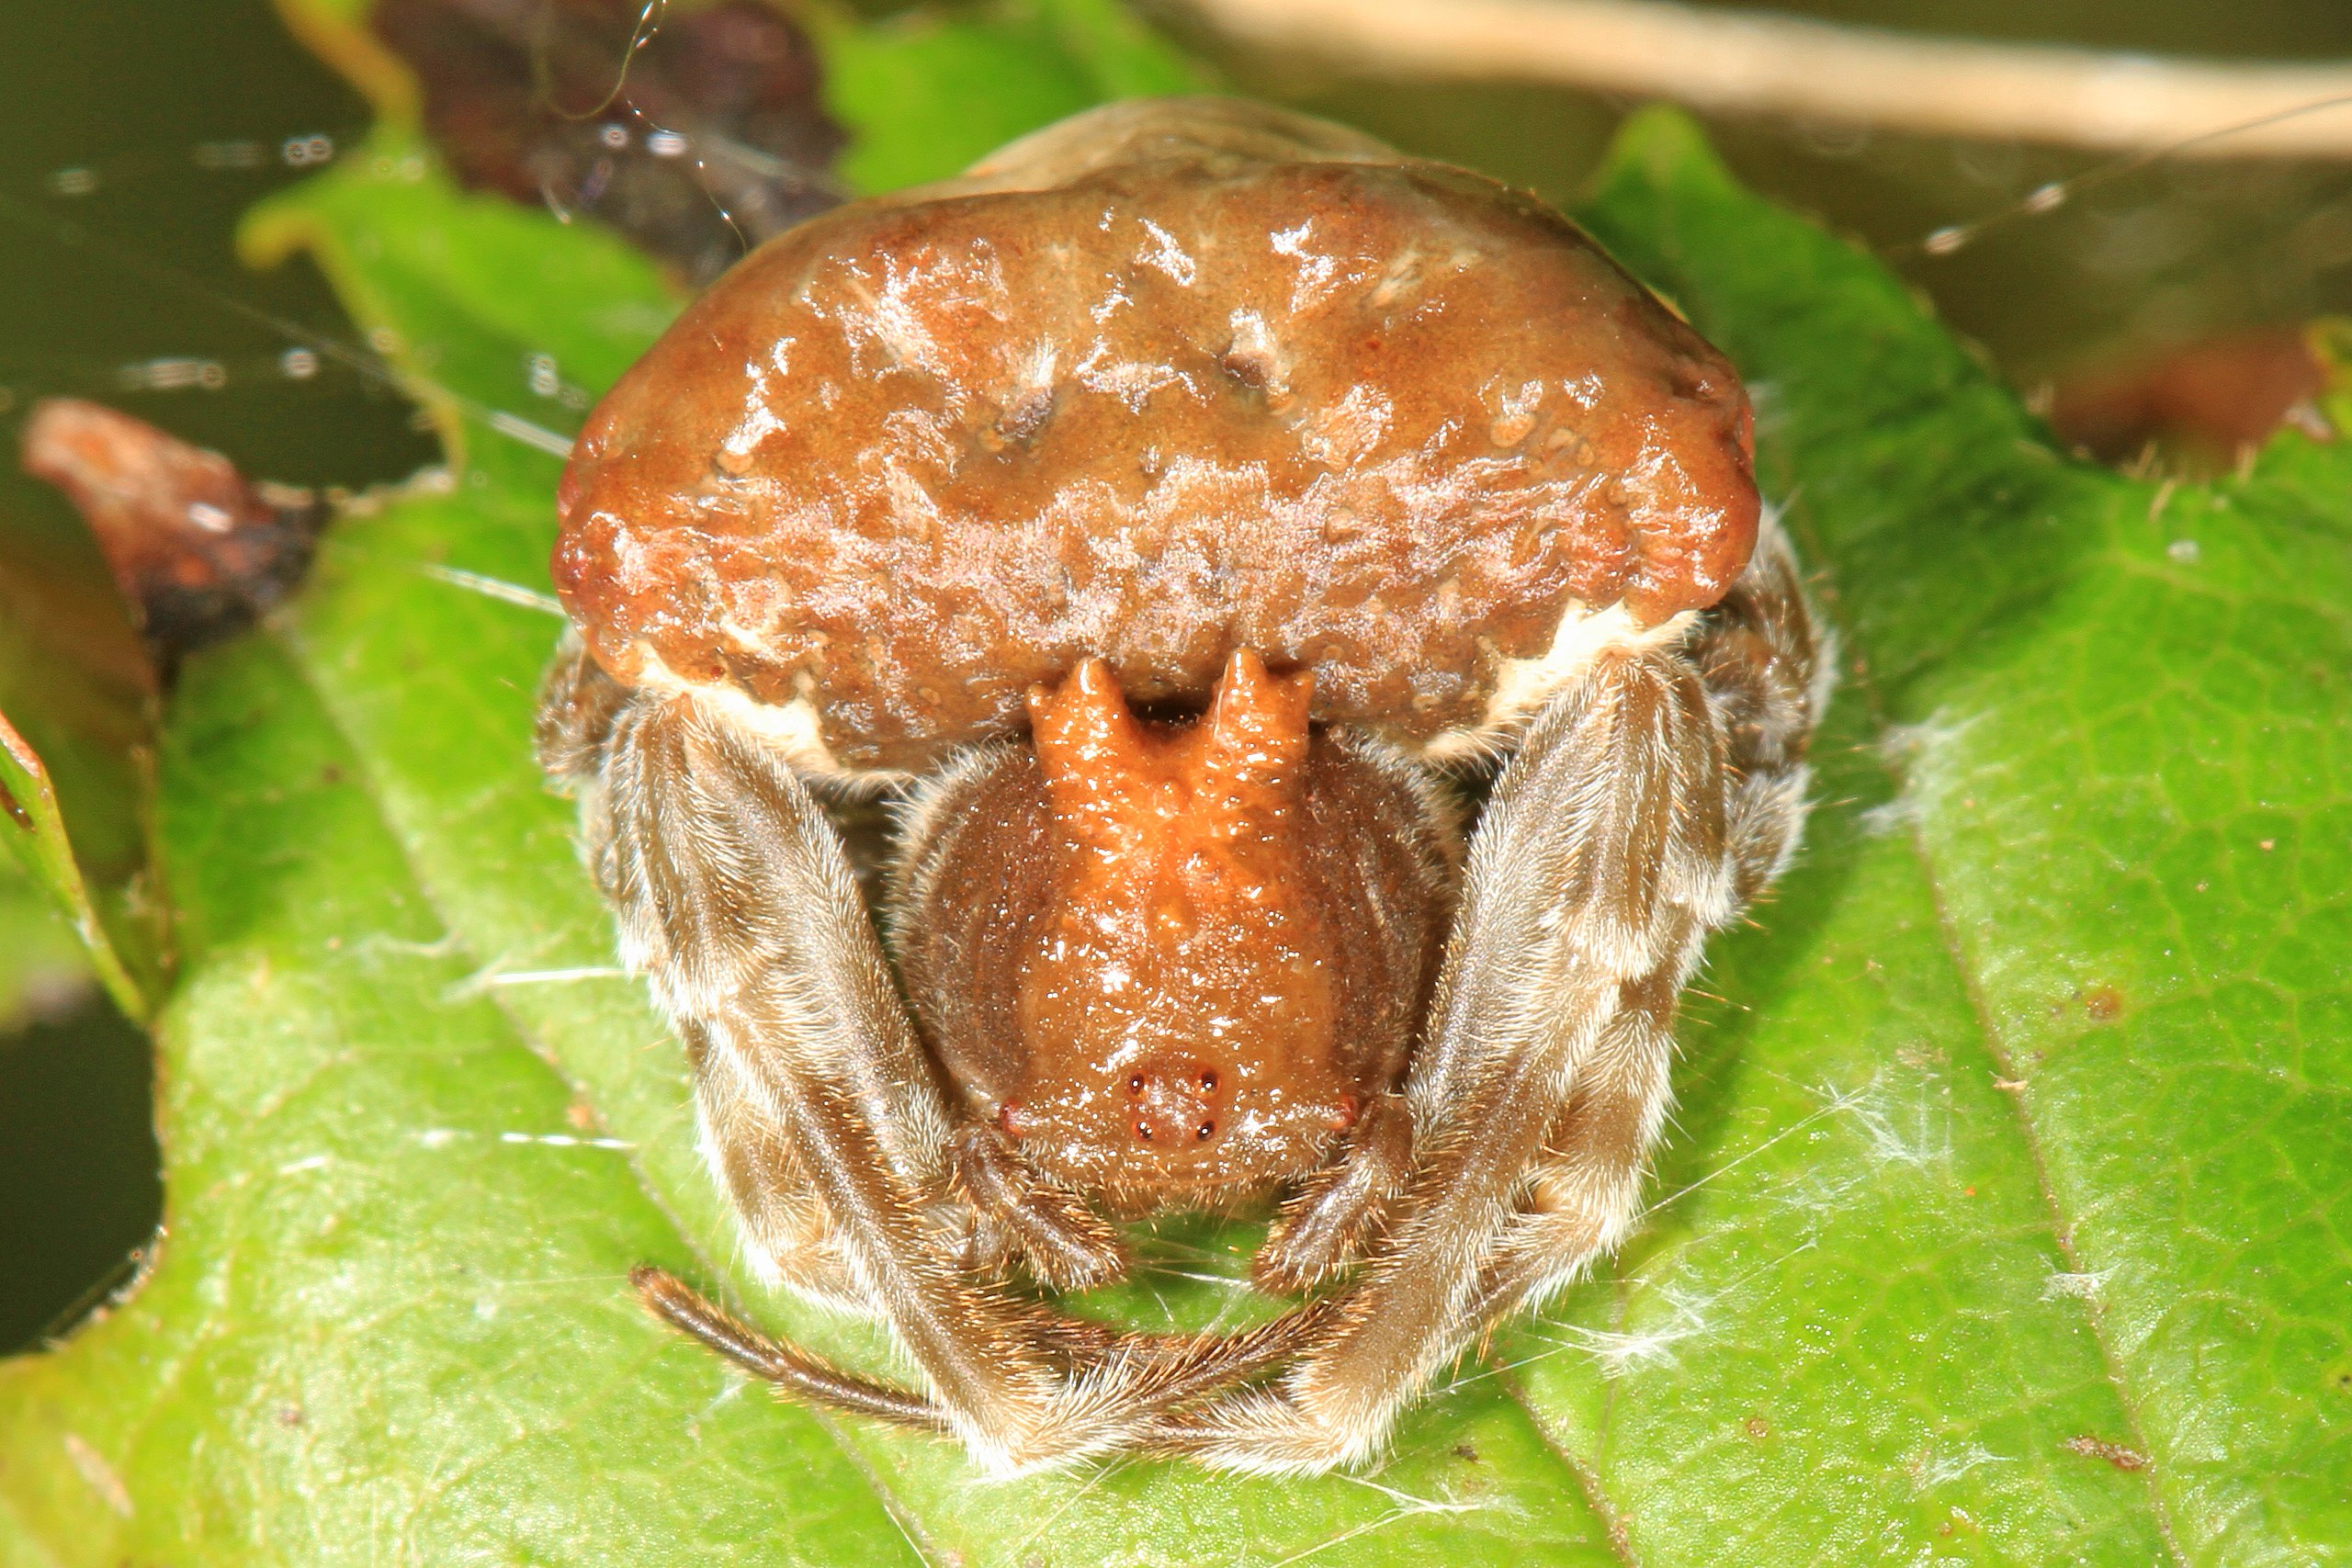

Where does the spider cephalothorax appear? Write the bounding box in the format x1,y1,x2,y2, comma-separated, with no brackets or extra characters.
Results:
896,649,1452,1215
537,96,1826,1475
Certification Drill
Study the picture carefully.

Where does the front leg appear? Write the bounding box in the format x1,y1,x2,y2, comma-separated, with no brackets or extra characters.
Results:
576,681,1250,1472
1157,520,1825,1474
1476,514,1827,1317
1186,633,1734,1472
1252,1090,1414,1292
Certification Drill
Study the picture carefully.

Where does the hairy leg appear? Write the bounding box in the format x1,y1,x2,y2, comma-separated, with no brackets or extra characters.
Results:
1251,731,1457,1291
632,1263,1343,1434
579,683,1300,1470
1151,520,1824,1474
949,1122,1128,1292
681,1016,863,1304
1481,515,1826,1316
1253,1090,1415,1292
634,1266,949,1429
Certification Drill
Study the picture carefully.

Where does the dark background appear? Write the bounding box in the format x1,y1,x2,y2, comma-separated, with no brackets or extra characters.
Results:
4,0,2351,1352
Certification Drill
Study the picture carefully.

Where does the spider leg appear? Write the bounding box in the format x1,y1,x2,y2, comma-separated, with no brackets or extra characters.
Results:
1457,969,1682,1320
1252,1089,1415,1292
631,1264,1340,1430
1152,638,1732,1472
578,684,1295,1472
949,1122,1128,1292
1477,519,1829,1319
1144,520,1825,1475
534,632,630,789
633,1265,949,1430
1251,728,1456,1291
681,1015,862,1305
1690,517,1831,906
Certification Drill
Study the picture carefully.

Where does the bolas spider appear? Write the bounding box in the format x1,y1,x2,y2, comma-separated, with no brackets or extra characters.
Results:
535,96,1826,1477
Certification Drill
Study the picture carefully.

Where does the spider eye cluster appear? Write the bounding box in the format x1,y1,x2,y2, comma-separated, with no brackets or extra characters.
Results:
1125,1056,1227,1146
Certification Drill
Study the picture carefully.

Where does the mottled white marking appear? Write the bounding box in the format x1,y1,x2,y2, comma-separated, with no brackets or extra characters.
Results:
1301,382,1393,467
835,264,943,372
1014,338,1060,393
1089,278,1135,324
634,652,899,789
1422,602,1699,762
1269,220,1339,310
1487,378,1544,446
1224,308,1292,397
721,363,790,463
1558,371,1607,411
1077,347,1193,413
1365,249,1424,310
1136,218,1196,285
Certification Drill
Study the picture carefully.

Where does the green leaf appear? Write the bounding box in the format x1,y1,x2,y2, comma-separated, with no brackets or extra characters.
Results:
1529,107,2350,1562
1,49,2344,1568
0,518,165,1022
0,852,90,1032
817,0,1212,194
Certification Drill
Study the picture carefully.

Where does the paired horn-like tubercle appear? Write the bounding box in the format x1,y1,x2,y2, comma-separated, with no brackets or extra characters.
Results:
1027,649,1314,858
1014,649,1347,1189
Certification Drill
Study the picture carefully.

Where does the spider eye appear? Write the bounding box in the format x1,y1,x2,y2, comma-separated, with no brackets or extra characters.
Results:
1136,1124,1153,1142
1196,1120,1216,1141
1198,1069,1218,1091
1127,1074,1145,1095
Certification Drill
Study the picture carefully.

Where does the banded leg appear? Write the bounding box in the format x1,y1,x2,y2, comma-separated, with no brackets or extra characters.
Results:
1153,520,1824,1474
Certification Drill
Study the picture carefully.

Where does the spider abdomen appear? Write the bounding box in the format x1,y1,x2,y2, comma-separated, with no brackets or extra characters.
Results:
551,100,1758,774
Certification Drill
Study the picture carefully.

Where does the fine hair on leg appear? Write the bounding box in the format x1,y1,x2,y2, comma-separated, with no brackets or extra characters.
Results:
1476,513,1829,1320
633,1262,1342,1430
580,682,1342,1472
1150,518,1826,1475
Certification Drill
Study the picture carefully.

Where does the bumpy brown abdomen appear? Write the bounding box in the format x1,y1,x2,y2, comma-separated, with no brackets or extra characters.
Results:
553,100,1758,771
